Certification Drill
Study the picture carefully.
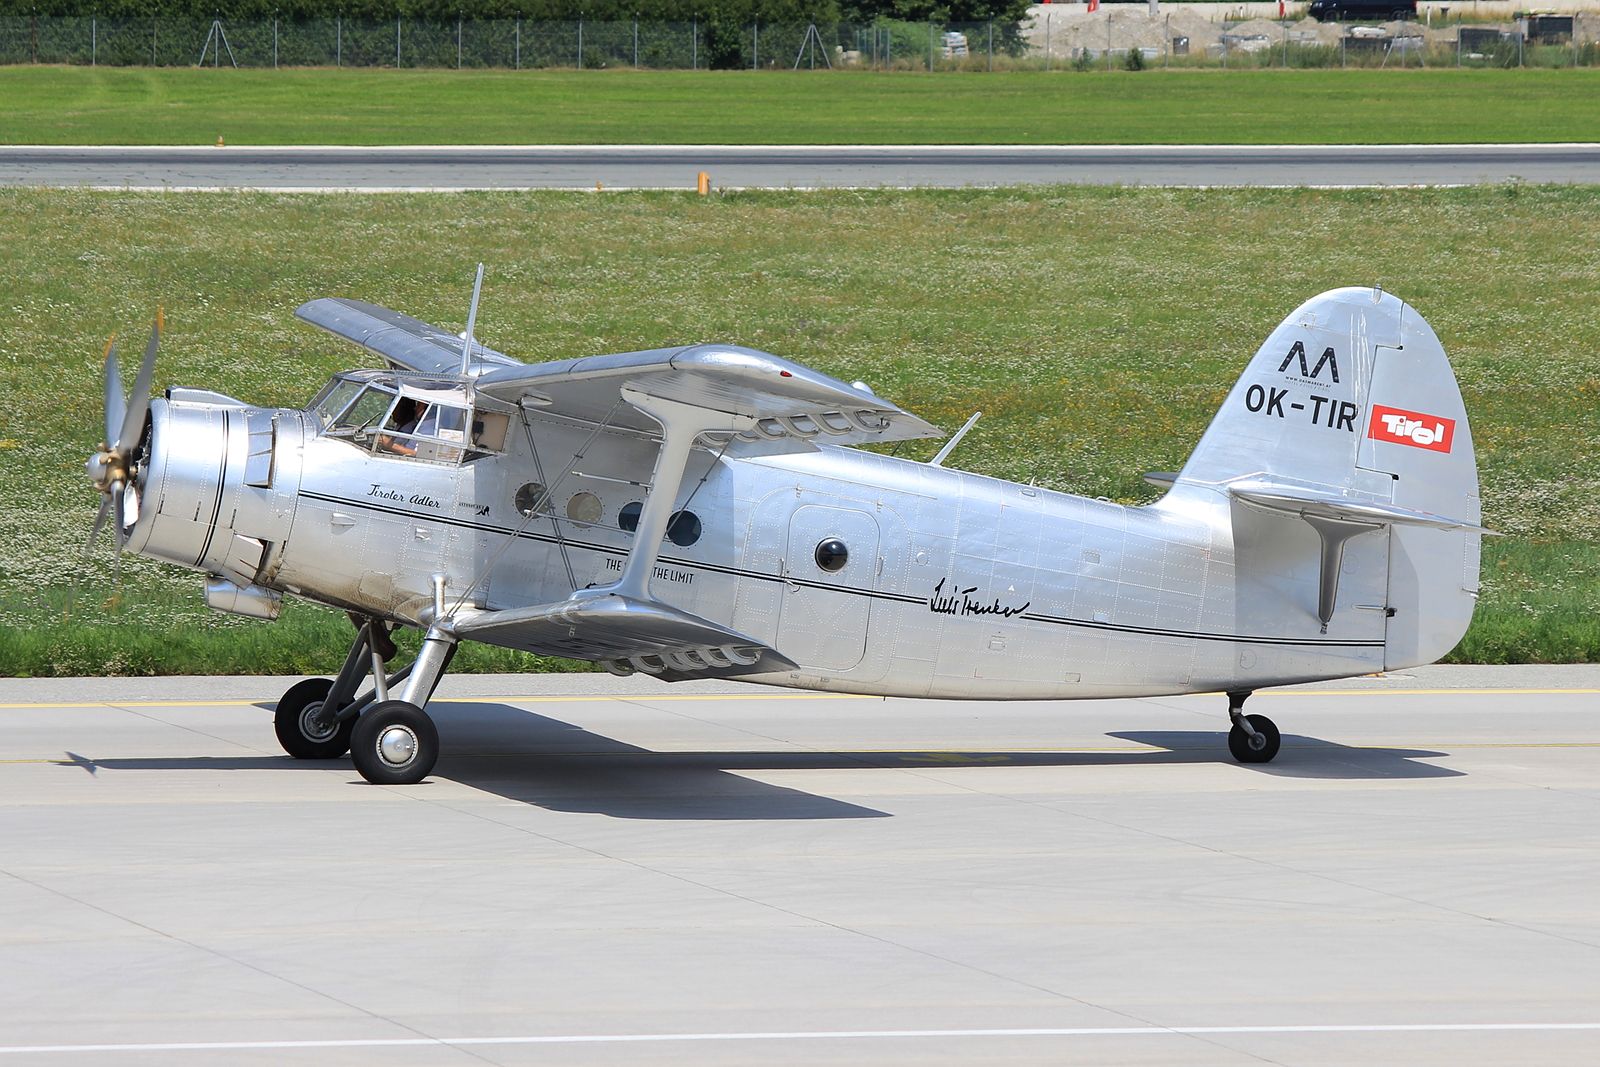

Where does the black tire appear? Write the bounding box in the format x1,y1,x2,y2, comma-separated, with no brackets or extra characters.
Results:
350,701,439,785
1228,714,1282,764
274,678,354,760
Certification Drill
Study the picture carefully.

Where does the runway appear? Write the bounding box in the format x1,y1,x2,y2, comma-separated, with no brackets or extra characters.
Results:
3,665,1599,1065
3,143,1598,190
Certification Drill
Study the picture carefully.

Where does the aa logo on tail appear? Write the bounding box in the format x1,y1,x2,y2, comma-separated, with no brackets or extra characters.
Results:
1279,341,1339,383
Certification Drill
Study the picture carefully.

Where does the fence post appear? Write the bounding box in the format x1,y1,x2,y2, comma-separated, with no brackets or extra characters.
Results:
1282,19,1288,67
578,18,583,69
1045,13,1050,69
273,17,278,69
1165,12,1170,68
92,15,96,66
1518,26,1524,66
1105,13,1111,70
396,16,401,68
988,19,993,71
30,13,36,64
928,23,934,71
152,16,156,65
1456,24,1461,66
692,14,697,69
516,18,521,69
457,16,462,69
633,19,637,69
337,16,341,67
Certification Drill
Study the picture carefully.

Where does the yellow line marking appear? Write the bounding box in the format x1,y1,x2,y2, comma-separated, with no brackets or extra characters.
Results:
0,692,858,710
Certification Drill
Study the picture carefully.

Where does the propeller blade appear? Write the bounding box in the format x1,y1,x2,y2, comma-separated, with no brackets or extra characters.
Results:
102,335,124,448
85,495,111,554
112,483,126,557
117,312,160,453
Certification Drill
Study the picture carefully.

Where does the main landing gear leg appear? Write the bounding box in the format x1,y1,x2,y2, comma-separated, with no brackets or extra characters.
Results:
1226,690,1280,764
272,616,397,760
349,624,457,786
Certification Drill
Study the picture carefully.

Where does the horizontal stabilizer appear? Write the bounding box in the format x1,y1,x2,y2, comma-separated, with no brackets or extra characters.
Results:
295,298,522,376
454,593,796,680
1228,480,1496,534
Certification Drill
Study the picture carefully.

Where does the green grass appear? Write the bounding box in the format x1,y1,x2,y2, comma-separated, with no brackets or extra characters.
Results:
2,67,1598,145
1,184,1598,674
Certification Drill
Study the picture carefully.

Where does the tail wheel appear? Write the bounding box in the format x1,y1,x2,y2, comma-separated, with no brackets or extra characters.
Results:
1228,714,1282,764
274,678,354,759
351,701,439,785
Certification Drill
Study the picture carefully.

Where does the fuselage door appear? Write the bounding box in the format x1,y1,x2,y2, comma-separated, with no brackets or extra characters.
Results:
778,505,881,672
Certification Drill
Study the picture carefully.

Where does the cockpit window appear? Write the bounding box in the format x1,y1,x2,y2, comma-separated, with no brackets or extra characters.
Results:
336,387,398,436
313,373,510,466
311,378,364,429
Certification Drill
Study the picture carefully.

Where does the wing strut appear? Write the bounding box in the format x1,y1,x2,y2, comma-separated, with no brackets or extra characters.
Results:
584,386,754,603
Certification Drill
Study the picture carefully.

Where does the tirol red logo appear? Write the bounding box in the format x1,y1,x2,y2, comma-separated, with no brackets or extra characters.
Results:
1367,404,1456,453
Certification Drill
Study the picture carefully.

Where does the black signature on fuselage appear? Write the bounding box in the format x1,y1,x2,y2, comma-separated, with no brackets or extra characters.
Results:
928,577,1030,619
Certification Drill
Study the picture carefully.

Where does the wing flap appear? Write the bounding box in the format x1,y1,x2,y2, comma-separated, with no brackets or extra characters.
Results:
454,593,796,680
295,297,521,375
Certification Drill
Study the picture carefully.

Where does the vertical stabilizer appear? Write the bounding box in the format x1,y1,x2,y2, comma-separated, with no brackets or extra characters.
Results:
1167,287,1483,668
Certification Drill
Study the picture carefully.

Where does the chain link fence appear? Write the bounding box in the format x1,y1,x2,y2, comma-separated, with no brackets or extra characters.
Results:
0,13,1593,68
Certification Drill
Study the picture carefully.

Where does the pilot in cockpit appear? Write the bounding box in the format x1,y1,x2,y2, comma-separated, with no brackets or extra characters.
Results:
378,397,427,457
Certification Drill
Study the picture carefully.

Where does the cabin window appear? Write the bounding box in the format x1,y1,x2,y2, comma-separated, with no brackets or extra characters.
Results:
667,510,702,547
815,538,849,572
515,482,551,516
566,492,603,526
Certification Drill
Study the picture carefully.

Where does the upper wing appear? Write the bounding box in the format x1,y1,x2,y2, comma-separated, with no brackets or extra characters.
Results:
475,342,940,448
296,298,941,447
295,297,523,375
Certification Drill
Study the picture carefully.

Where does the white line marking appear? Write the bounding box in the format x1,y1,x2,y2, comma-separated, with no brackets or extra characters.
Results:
4,1023,1598,1054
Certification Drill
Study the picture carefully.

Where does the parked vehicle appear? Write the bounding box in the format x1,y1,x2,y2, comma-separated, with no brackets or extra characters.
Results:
1308,0,1417,19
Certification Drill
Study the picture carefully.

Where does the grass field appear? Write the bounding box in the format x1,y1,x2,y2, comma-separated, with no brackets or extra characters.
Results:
1,184,1598,675
3,67,1600,145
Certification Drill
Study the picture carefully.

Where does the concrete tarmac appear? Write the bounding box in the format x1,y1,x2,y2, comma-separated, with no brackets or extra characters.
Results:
2,665,1599,1064
3,143,1598,190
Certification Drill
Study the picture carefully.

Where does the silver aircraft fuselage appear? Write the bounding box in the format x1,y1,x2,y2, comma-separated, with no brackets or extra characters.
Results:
130,391,1391,701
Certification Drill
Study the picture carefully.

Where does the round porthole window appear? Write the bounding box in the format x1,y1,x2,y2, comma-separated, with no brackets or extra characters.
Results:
514,482,549,516
815,538,849,572
618,501,643,533
566,492,602,526
667,510,702,547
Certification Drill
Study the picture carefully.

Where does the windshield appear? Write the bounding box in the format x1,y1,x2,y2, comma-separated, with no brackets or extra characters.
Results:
310,378,365,429
335,387,399,435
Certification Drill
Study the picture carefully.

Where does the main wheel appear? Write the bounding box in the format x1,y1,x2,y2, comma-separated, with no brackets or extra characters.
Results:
350,701,439,785
274,678,355,760
1228,713,1281,764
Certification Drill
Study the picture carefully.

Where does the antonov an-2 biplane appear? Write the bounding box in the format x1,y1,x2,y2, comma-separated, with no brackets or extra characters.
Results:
87,278,1488,784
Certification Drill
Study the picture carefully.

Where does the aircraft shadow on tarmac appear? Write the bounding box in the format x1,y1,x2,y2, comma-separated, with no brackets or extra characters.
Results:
63,701,1461,820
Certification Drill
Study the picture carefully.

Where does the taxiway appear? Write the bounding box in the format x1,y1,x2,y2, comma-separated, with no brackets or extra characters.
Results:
1,666,1598,1064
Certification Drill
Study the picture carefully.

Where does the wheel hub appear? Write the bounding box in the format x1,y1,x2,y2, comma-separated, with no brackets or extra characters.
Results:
378,725,418,767
299,701,337,742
